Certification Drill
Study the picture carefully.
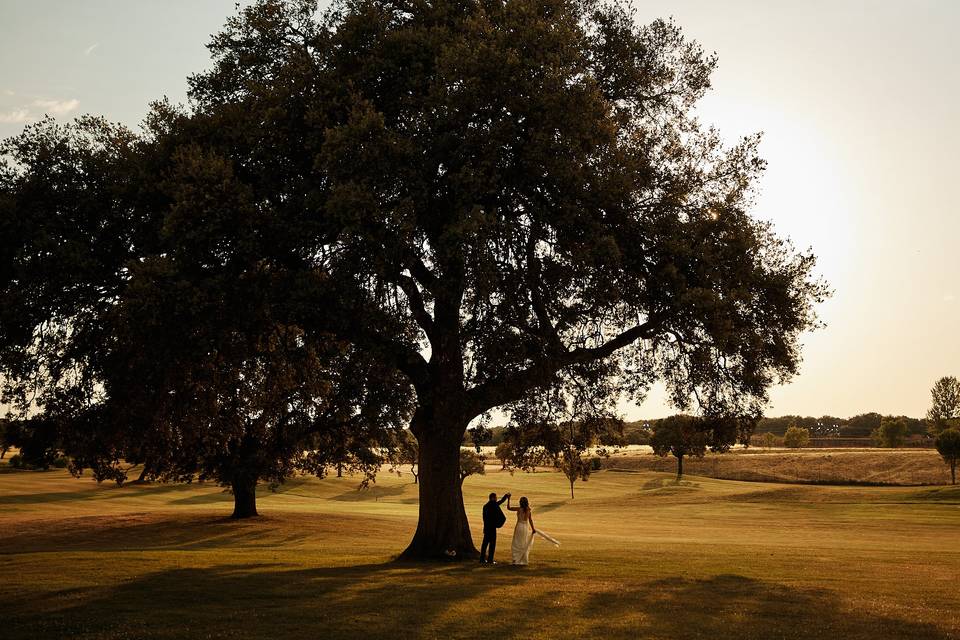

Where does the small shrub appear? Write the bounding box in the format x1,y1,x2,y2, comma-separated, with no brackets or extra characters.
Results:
590,457,603,471
52,456,69,469
783,426,810,448
8,454,24,469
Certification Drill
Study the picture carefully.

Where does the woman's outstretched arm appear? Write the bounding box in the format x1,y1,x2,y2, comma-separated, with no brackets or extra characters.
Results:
529,511,536,534
506,496,518,511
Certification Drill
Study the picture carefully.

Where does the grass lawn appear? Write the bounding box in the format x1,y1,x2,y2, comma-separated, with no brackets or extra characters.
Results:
3,460,960,639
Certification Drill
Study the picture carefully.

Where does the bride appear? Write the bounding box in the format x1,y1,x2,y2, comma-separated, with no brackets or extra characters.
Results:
507,495,535,565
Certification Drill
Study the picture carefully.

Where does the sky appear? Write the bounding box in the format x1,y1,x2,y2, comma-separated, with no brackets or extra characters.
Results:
1,1,958,420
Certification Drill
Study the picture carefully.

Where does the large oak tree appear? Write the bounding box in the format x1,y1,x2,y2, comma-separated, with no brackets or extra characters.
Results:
2,0,826,558
0,115,409,517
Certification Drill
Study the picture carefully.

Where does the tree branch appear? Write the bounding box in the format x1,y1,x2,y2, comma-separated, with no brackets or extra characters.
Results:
397,274,436,343
466,316,663,414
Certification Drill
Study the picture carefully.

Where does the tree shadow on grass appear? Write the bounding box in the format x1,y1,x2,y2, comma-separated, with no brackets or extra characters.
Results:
534,499,568,513
0,481,206,506
641,476,701,491
6,559,571,640
4,513,955,640
577,574,954,640
330,483,411,502
9,565,952,640
0,513,325,554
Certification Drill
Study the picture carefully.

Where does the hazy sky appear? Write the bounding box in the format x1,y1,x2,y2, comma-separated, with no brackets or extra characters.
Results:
1,1,958,419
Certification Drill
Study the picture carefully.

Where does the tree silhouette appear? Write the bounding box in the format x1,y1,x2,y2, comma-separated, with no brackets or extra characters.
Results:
872,417,907,448
783,426,810,448
1,0,825,557
935,428,960,485
650,415,708,480
458,449,486,485
0,116,410,517
927,376,960,435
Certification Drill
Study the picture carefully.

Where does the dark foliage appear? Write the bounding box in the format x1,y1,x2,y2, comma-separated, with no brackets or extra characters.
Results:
1,0,825,554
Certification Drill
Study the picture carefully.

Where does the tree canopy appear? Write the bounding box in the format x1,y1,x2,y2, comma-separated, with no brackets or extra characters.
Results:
927,376,960,435
935,428,960,485
782,425,810,449
872,417,907,449
0,114,410,517
1,0,825,557
649,414,750,479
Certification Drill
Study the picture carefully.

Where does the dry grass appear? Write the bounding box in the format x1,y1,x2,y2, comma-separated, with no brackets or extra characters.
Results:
604,448,952,485
3,457,960,639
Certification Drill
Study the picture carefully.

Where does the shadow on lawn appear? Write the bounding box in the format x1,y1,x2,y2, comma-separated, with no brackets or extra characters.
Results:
578,574,952,640
330,482,411,501
0,513,320,554
0,480,205,506
4,515,953,640
8,565,952,640
6,560,571,640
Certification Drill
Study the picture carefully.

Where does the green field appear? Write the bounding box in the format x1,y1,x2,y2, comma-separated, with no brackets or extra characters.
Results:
3,461,960,639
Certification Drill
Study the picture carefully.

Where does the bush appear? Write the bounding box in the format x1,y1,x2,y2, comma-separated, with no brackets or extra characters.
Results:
750,432,779,448
589,457,603,471
872,417,908,448
52,456,69,469
783,426,810,448
8,454,24,469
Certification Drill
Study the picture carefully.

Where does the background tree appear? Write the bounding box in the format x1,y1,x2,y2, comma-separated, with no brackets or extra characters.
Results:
0,418,61,470
783,426,810,448
393,430,420,484
458,449,486,486
557,445,592,499
935,428,960,485
872,417,908,448
760,432,778,449
0,418,9,459
494,442,512,471
501,383,624,498
650,415,708,480
1,0,826,557
622,422,653,445
841,413,883,437
927,376,960,435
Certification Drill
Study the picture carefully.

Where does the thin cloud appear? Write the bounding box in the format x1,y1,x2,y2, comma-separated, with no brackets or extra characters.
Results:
84,43,99,56
0,108,31,123
33,98,79,115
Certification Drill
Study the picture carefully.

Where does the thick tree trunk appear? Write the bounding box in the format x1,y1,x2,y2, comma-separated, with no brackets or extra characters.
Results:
231,474,258,519
570,478,575,499
400,428,477,560
676,454,684,480
951,460,956,485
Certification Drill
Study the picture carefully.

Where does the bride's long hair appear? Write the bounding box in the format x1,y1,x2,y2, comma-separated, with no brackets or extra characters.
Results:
519,496,530,513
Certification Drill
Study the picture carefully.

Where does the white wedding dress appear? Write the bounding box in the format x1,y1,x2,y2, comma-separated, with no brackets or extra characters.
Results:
511,509,533,565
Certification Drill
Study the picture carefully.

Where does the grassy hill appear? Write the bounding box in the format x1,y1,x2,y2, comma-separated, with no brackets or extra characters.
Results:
3,459,960,639
604,448,953,485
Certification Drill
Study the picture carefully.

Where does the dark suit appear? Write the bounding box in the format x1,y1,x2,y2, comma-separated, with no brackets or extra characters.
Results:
480,496,508,563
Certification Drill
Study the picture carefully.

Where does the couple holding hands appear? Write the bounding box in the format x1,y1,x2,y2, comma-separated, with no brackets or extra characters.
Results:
480,492,559,565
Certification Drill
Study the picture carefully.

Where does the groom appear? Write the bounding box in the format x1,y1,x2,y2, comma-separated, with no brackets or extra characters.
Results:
480,491,510,564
